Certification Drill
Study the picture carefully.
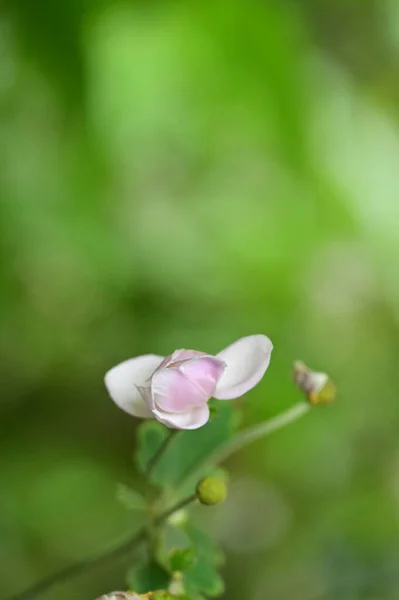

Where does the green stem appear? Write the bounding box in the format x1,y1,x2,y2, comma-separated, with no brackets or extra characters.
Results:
146,428,179,478
8,402,310,600
178,401,310,493
6,493,197,600
155,493,197,525
213,401,310,464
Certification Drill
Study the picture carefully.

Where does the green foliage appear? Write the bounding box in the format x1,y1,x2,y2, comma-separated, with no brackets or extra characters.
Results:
183,558,225,598
175,595,205,600
116,484,147,513
182,523,224,567
127,560,170,594
152,592,175,600
168,547,197,573
3,0,399,598
136,422,170,476
148,402,236,489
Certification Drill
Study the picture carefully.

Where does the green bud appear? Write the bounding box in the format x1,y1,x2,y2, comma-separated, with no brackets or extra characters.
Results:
196,476,227,506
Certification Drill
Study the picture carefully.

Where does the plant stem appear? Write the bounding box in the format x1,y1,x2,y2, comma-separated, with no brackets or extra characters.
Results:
177,401,311,493
4,530,146,600
213,401,310,464
7,402,310,600
146,428,179,478
5,493,197,600
155,493,197,525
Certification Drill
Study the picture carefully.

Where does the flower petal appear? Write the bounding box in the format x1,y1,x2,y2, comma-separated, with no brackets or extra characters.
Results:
153,349,206,372
105,355,163,418
152,356,225,413
170,349,207,362
152,404,210,430
214,335,273,400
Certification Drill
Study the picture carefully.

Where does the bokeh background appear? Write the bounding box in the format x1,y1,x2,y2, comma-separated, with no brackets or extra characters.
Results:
2,0,399,598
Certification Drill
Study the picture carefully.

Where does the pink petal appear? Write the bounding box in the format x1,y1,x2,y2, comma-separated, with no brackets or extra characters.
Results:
104,354,163,418
169,349,207,362
152,404,210,430
153,350,207,373
154,353,175,371
151,356,225,413
214,335,273,400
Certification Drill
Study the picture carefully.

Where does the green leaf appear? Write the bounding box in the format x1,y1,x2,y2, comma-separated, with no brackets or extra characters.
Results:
150,402,235,489
169,547,197,572
116,484,147,512
136,421,169,476
127,559,170,594
184,558,225,597
182,522,224,566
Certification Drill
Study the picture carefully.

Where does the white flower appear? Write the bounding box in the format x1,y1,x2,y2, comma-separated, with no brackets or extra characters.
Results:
105,335,273,430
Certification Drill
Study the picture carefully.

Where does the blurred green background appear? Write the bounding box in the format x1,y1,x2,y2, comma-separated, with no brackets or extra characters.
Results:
2,0,399,598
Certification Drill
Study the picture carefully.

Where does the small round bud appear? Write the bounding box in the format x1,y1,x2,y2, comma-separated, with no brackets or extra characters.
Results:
196,476,227,506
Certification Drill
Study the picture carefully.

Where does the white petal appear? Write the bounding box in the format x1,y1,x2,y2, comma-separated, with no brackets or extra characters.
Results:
214,335,273,400
152,404,210,430
104,355,163,418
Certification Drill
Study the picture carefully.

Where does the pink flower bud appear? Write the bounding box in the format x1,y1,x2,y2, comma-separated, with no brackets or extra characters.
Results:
105,335,273,430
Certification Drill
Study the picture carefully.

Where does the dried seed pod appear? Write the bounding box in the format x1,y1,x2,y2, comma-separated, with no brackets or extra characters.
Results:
293,361,336,405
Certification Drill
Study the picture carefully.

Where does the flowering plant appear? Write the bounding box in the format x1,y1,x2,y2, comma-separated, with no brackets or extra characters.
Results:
9,336,334,600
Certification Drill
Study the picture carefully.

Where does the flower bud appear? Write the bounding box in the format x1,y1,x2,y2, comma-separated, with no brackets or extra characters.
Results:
196,476,227,506
293,361,336,405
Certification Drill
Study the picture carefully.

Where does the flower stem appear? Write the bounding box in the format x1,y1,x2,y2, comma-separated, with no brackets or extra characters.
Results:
155,493,197,524
177,401,311,493
7,403,310,600
146,428,179,479
6,493,198,600
213,401,311,464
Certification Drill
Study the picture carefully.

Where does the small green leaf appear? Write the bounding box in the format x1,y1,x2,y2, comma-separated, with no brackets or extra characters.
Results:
116,484,147,512
182,522,224,566
150,402,235,489
184,558,225,597
169,547,197,572
127,560,170,593
136,421,169,476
